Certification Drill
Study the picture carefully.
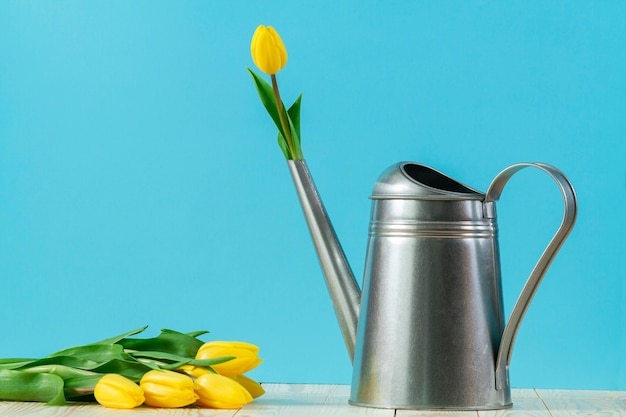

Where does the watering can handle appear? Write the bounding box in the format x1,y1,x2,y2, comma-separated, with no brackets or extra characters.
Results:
484,163,578,390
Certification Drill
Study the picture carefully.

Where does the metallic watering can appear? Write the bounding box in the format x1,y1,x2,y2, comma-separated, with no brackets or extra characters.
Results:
287,160,577,410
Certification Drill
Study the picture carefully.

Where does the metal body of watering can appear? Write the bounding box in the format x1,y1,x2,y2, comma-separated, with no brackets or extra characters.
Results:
287,160,577,410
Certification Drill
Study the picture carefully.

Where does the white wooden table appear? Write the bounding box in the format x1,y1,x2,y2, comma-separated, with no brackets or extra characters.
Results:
0,384,624,416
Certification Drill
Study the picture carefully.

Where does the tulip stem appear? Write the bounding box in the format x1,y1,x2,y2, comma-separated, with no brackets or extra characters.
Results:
271,74,299,159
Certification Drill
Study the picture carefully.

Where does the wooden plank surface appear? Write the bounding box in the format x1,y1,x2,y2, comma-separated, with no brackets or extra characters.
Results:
478,389,550,417
0,385,623,416
242,383,394,417
536,389,626,417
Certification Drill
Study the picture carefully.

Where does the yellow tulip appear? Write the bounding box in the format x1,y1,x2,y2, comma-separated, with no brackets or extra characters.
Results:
196,341,262,377
139,370,198,408
94,374,144,409
234,374,265,398
250,25,288,75
194,373,253,409
179,364,210,379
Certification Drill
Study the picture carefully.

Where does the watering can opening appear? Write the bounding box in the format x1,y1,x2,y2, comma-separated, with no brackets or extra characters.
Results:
401,163,482,195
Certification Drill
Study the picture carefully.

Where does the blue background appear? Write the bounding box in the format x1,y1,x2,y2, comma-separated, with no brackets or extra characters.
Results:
0,1,624,390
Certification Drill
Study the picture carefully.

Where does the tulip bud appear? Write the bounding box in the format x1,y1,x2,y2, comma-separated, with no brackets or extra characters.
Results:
196,341,262,377
179,364,210,379
234,374,265,398
94,374,144,409
194,373,253,409
140,370,198,408
250,25,288,75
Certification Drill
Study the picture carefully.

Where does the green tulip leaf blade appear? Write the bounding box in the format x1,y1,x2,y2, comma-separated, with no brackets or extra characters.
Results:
63,375,103,400
14,356,100,371
286,110,302,159
22,364,96,379
48,343,133,363
128,351,235,370
287,94,302,145
276,99,302,160
160,328,185,335
89,359,154,382
185,330,209,338
248,67,305,159
277,132,291,159
0,370,66,405
190,356,235,367
0,358,36,365
0,359,37,370
95,325,149,345
120,329,204,358
157,360,193,371
129,350,191,363
247,68,286,137
161,328,208,340
132,359,163,371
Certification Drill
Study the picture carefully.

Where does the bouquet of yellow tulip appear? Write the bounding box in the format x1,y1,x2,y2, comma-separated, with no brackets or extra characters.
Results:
248,25,303,160
0,326,264,409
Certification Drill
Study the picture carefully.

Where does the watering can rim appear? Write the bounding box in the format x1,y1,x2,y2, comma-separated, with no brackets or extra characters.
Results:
370,161,486,200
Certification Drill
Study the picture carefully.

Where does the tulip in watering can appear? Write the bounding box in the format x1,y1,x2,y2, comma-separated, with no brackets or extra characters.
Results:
287,159,577,410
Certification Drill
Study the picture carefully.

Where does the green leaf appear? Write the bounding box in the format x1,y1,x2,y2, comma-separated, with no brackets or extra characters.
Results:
277,132,291,159
14,356,100,371
185,330,209,338
128,350,192,363
128,351,234,367
276,100,303,159
134,360,163,371
21,364,96,379
161,328,204,337
95,326,149,345
0,358,36,365
119,329,204,358
89,359,154,382
189,356,235,367
287,94,302,143
286,109,302,159
0,370,66,405
154,360,192,370
63,375,102,400
0,359,37,370
247,68,286,139
17,344,154,381
48,343,135,364
248,67,305,159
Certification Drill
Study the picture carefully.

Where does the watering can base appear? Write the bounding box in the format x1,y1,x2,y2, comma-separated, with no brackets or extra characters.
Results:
348,399,514,411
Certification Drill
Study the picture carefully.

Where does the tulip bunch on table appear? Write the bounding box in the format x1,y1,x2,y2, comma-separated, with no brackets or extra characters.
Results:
0,326,264,409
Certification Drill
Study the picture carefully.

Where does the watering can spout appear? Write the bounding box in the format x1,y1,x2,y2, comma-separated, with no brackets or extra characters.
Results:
288,160,361,361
